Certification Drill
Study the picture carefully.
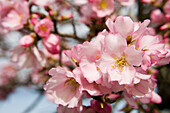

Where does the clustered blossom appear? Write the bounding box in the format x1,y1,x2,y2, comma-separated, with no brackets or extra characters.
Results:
75,0,135,24
44,16,170,111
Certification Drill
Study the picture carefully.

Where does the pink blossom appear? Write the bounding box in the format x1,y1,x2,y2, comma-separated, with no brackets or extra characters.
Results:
0,64,17,86
80,4,98,24
73,67,112,96
106,16,150,41
91,0,114,18
34,18,53,37
150,9,165,25
19,35,34,47
42,34,60,54
135,35,169,70
116,0,135,6
32,0,55,7
44,67,83,108
164,0,170,15
0,0,29,31
98,33,143,85
10,45,46,69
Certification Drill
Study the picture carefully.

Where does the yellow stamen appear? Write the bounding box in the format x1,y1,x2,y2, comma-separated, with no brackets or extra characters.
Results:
65,78,79,91
40,25,47,32
99,0,107,9
113,56,128,72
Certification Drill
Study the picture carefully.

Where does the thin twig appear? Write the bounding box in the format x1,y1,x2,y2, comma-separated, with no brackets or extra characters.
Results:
22,91,44,113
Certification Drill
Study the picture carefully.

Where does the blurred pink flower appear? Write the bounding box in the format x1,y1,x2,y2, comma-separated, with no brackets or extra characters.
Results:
0,0,29,31
150,9,165,25
0,64,17,86
10,45,46,69
19,35,34,47
42,34,60,54
91,0,114,18
34,18,53,37
164,0,170,15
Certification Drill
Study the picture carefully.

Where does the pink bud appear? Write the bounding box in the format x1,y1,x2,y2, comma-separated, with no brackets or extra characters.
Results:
34,18,53,37
150,9,164,25
42,34,60,54
141,0,152,4
19,35,34,47
105,94,120,103
91,100,112,113
160,23,170,30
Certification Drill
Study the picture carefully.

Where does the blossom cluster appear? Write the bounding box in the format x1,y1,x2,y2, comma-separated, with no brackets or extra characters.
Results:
44,16,170,112
0,0,170,112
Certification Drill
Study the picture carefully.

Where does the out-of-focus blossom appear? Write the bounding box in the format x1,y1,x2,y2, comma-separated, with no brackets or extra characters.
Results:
0,64,17,86
164,0,170,15
42,34,60,54
80,4,98,24
34,18,53,37
0,0,29,32
19,35,34,47
10,45,46,69
91,0,114,18
32,0,55,7
150,9,165,25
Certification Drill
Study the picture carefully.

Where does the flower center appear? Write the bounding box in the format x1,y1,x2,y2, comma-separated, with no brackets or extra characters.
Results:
99,0,107,9
40,25,47,32
64,78,79,91
112,56,128,72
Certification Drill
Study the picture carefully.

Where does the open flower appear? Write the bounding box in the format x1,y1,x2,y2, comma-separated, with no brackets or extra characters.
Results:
0,0,29,31
34,18,53,37
44,67,83,108
98,33,143,85
91,0,114,18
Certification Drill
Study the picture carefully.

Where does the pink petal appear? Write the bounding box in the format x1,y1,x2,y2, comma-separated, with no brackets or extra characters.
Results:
151,91,162,104
124,46,143,66
105,33,127,57
115,16,134,38
123,90,138,109
105,18,116,33
108,67,122,82
80,63,101,83
132,19,150,40
119,66,135,85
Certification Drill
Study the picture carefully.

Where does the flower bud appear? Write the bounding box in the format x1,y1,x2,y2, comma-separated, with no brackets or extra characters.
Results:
42,34,60,54
19,35,34,47
104,94,120,103
150,9,165,25
34,18,53,37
